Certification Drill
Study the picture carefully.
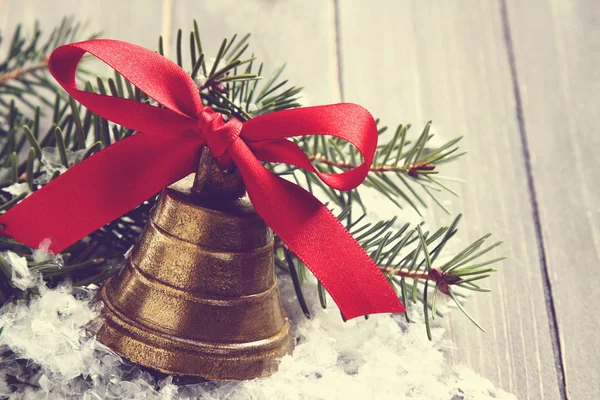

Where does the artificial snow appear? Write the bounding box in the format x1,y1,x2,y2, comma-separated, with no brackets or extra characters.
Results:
0,146,88,197
0,274,515,400
1,251,40,291
1,183,31,198
35,147,86,185
31,238,63,265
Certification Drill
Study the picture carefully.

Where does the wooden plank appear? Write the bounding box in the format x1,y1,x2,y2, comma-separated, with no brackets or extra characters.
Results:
0,1,7,36
170,0,338,105
0,0,163,74
338,1,561,398
506,1,600,398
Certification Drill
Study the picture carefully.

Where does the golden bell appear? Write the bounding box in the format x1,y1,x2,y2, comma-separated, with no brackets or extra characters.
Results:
96,148,294,380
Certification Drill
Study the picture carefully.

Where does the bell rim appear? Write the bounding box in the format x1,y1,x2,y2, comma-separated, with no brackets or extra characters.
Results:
97,283,295,380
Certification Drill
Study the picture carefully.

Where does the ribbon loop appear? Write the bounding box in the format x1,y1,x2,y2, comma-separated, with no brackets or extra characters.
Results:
0,39,405,320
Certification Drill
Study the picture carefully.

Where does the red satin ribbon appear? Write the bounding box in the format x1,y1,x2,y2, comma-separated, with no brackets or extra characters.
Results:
0,40,404,319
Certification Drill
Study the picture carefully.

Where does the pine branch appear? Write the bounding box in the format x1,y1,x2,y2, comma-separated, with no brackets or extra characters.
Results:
308,154,436,175
0,18,98,118
0,21,149,298
0,59,49,85
278,213,505,337
277,122,465,215
0,20,504,341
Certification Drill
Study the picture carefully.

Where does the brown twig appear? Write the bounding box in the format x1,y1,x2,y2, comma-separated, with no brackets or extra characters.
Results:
380,266,430,281
276,240,461,293
0,59,49,85
382,266,461,295
306,154,435,176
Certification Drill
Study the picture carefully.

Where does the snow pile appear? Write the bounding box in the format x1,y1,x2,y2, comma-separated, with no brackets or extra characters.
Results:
0,183,30,198
1,252,41,291
0,276,515,400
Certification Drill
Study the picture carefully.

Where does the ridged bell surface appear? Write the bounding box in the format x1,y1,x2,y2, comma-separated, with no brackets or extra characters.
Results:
96,149,294,380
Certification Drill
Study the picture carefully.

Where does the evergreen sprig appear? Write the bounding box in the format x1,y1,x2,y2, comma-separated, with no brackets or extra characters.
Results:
0,20,504,338
159,23,302,121
276,212,504,338
0,18,98,117
273,121,465,216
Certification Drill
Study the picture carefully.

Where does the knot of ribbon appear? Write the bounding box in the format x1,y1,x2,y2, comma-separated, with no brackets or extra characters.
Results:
0,39,404,319
198,108,242,169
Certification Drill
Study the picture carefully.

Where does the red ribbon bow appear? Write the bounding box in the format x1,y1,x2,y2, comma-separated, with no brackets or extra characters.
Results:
0,40,404,319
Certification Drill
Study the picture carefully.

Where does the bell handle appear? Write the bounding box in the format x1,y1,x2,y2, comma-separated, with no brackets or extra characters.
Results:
191,147,246,200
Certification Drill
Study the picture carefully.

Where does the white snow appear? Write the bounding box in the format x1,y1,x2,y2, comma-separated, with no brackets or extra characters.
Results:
1,183,31,198
31,238,64,266
1,251,41,291
0,274,515,400
34,147,86,185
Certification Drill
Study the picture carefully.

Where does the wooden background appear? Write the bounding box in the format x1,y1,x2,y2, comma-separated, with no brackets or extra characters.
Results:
1,1,598,399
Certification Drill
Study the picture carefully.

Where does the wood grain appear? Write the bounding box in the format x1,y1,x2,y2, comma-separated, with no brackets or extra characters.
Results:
338,1,562,398
506,1,600,398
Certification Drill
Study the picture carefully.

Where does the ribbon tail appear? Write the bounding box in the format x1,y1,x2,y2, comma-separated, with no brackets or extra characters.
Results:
228,139,405,320
0,133,202,253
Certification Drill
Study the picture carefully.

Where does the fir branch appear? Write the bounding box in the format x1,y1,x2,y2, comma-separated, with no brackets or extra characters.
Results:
0,59,49,85
0,20,504,341
276,122,465,215
278,213,505,337
0,18,98,118
308,154,436,175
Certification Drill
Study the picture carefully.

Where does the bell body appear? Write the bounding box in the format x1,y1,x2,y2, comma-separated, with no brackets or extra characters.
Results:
96,172,294,380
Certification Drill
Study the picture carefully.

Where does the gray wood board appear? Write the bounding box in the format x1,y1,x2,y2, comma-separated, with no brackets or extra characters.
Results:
506,0,600,398
0,0,164,75
338,1,562,398
170,0,338,106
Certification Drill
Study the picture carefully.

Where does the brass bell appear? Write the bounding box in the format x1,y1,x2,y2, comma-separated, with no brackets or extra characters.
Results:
96,148,294,380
